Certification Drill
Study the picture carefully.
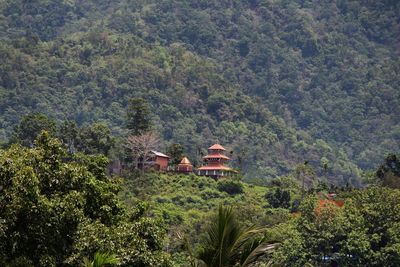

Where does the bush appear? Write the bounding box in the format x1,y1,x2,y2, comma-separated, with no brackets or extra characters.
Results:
201,189,222,200
265,188,291,209
217,180,244,195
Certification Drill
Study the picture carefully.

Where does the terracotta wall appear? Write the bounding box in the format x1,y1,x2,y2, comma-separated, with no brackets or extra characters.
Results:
155,157,169,171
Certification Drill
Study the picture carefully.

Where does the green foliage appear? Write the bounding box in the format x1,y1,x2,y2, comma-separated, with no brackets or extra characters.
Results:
9,114,114,156
343,187,400,266
272,187,400,266
217,179,244,195
0,0,398,184
82,251,119,267
376,153,400,188
76,123,115,156
195,206,275,267
167,143,184,165
0,132,171,266
58,120,79,153
126,98,152,135
10,113,56,147
120,172,272,265
265,188,291,209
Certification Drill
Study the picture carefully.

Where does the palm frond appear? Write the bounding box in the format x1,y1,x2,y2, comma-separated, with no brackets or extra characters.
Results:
196,205,279,267
82,251,119,267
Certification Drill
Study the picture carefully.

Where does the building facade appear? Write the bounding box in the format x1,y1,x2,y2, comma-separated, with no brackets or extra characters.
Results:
197,144,235,179
176,157,193,173
138,151,170,171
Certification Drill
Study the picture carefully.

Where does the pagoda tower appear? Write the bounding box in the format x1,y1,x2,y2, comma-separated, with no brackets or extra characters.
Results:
197,144,235,179
176,157,193,173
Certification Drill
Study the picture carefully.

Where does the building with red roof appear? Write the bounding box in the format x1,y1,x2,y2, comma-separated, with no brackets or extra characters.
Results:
138,150,170,171
176,157,193,173
197,144,236,179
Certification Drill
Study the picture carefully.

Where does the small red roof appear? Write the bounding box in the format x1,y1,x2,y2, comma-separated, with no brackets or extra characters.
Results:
208,144,226,151
203,154,230,160
179,157,192,165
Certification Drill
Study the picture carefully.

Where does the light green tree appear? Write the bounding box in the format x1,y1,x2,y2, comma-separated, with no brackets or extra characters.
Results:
0,131,171,266
82,251,119,267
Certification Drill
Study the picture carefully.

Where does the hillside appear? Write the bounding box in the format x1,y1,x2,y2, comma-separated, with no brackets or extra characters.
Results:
0,0,399,185
119,172,296,264
1,131,399,266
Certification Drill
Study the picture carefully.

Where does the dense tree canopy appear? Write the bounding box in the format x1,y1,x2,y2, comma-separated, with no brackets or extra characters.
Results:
0,132,170,266
0,0,398,185
0,2,399,266
9,113,57,147
272,188,400,266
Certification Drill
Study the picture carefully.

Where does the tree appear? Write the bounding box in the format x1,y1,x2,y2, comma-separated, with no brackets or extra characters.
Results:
265,188,291,209
342,187,400,266
193,206,276,267
125,132,160,170
272,195,349,267
272,188,400,266
10,113,56,147
376,153,400,188
294,162,317,198
0,132,171,266
126,98,152,135
76,123,115,156
167,143,184,165
58,120,79,153
217,180,244,195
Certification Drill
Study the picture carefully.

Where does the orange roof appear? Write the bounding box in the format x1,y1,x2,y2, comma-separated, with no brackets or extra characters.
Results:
197,165,233,171
318,199,344,208
208,144,226,151
315,199,345,215
203,154,230,160
179,157,192,165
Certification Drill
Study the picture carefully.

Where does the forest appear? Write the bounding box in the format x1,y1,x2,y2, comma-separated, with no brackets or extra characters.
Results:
0,0,399,185
0,0,399,266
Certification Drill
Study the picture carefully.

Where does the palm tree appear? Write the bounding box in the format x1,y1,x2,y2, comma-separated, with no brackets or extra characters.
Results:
82,251,119,267
191,206,277,267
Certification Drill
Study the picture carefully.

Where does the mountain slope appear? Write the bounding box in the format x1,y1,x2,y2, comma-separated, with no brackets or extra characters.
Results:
0,0,399,185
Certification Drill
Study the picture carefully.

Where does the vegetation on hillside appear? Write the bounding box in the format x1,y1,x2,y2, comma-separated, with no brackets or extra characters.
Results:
1,130,399,265
0,133,170,266
1,0,399,185
0,1,399,266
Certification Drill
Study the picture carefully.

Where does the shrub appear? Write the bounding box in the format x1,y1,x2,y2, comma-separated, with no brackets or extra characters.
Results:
217,180,244,195
265,188,291,209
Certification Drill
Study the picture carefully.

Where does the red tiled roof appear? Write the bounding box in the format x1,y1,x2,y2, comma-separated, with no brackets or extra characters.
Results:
197,165,233,171
203,154,230,160
208,144,226,151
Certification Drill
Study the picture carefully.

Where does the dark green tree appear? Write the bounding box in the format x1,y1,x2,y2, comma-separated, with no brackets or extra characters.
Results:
376,153,400,188
265,188,291,209
76,123,115,156
10,113,56,147
126,98,152,135
166,143,184,165
58,120,79,153
217,180,244,195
